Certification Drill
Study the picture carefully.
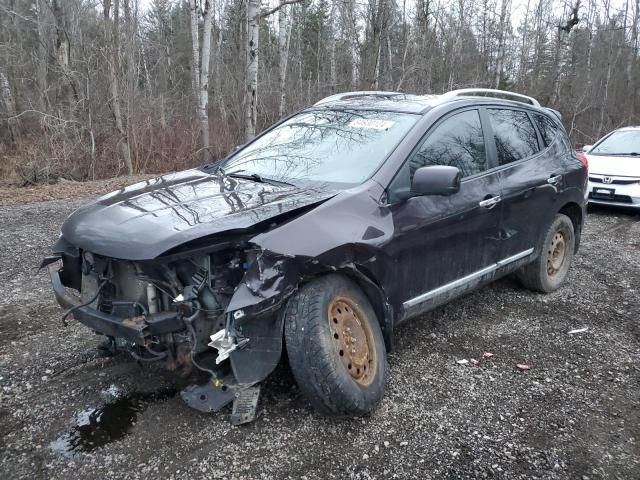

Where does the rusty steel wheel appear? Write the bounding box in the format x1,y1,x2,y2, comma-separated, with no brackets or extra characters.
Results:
284,274,387,416
546,230,567,277
516,213,575,293
327,297,377,386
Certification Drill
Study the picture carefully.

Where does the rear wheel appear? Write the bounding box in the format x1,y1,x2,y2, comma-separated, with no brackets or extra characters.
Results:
283,274,387,416
516,213,575,293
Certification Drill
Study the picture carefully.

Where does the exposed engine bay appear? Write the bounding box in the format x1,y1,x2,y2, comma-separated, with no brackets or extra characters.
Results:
45,235,285,424
77,248,248,370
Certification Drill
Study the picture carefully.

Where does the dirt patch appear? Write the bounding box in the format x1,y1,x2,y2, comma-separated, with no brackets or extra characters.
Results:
0,175,160,206
0,201,638,480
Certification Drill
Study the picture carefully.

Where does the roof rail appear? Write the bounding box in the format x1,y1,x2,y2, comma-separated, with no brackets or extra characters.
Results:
314,91,403,106
442,88,540,107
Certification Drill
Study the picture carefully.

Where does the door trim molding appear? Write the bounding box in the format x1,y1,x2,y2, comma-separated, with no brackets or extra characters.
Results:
402,248,534,309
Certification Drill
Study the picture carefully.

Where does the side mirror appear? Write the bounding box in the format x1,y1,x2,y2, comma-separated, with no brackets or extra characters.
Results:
411,166,461,196
581,144,593,153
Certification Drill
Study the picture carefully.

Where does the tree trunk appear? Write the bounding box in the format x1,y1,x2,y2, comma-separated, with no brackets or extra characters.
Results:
495,0,510,88
626,0,639,120
189,0,201,97
123,0,137,167
344,0,360,88
52,0,78,113
551,2,568,105
214,34,226,120
0,69,20,144
364,0,386,89
416,0,431,91
373,42,381,89
35,0,48,111
396,0,409,90
199,0,214,160
278,5,291,117
245,0,259,140
328,2,337,93
104,0,133,175
518,0,531,88
123,0,136,95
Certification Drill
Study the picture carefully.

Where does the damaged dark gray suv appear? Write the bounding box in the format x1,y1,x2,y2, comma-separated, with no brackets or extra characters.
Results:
44,89,587,424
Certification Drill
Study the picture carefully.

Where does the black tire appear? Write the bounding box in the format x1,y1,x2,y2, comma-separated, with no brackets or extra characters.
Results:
516,213,575,293
283,274,387,416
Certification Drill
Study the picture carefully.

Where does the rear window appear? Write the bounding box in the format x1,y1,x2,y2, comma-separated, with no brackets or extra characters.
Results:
533,113,560,147
488,109,540,165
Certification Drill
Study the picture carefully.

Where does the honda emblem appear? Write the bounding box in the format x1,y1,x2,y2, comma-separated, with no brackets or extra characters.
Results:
602,176,613,184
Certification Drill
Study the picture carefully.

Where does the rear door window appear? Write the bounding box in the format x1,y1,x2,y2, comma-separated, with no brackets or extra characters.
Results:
488,109,540,165
532,113,560,147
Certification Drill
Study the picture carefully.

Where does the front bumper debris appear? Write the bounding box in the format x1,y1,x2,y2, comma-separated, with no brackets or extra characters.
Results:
49,264,182,342
49,265,146,343
208,329,249,364
180,376,261,425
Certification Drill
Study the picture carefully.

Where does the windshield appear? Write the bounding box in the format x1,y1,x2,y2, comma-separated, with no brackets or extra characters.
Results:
591,130,640,156
219,110,418,186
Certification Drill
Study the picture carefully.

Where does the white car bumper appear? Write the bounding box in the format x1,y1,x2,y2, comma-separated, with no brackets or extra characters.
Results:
588,174,640,208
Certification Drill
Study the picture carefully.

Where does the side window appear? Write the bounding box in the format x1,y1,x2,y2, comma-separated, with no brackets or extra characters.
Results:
532,113,560,147
408,109,487,179
488,109,540,165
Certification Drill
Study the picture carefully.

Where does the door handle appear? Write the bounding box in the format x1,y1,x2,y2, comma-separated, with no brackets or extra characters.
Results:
479,195,501,209
547,174,562,185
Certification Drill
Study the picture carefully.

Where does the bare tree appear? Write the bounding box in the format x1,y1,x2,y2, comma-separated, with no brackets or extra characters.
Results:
189,0,215,160
495,0,512,88
0,69,20,144
2,0,640,183
246,0,306,140
245,0,260,140
199,1,214,159
278,4,292,117
328,1,337,93
52,0,79,112
626,0,639,120
189,0,201,97
35,0,48,111
104,0,133,175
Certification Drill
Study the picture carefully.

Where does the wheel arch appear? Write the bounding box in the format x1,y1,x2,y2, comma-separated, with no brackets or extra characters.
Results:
339,265,395,352
296,266,395,352
558,201,584,252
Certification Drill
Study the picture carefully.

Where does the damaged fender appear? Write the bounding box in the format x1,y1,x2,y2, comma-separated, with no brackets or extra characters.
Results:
225,182,397,384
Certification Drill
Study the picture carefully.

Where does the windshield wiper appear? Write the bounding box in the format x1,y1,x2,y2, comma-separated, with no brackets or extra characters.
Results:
228,171,265,182
223,169,295,187
596,152,640,156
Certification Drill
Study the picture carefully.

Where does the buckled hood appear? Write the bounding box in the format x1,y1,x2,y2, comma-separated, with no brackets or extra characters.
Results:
61,169,337,260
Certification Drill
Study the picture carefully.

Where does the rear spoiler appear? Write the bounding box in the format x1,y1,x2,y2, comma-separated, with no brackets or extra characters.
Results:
545,107,562,122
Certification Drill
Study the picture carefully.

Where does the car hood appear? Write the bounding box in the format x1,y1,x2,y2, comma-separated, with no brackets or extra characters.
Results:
61,169,338,260
586,154,640,177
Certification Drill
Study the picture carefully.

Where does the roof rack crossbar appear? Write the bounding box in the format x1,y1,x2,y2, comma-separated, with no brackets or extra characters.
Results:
314,91,403,106
442,88,540,106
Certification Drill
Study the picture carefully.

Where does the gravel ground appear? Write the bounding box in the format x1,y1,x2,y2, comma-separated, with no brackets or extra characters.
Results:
0,198,638,480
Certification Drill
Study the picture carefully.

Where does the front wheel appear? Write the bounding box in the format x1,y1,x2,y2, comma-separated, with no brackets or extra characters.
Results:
283,274,387,416
516,213,575,293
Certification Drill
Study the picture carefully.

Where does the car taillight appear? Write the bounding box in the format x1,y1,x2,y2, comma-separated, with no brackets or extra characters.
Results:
576,151,589,170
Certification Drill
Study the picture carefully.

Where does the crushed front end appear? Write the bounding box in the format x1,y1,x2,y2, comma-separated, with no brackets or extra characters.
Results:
44,236,286,425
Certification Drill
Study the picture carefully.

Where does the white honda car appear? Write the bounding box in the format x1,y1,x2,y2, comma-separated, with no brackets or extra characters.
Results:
584,126,640,209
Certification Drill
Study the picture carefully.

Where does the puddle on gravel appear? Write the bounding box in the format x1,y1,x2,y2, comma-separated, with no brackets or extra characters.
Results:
50,387,177,455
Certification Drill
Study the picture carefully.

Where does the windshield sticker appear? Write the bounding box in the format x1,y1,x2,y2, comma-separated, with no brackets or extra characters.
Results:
348,119,395,130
